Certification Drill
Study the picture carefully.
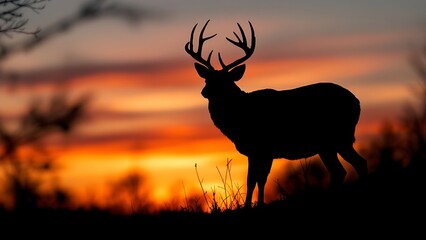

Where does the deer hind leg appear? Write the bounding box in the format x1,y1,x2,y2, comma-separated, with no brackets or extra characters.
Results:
245,156,273,208
338,145,368,180
319,151,347,189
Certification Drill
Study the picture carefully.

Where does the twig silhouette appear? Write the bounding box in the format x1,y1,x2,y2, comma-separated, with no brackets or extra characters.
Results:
0,0,157,63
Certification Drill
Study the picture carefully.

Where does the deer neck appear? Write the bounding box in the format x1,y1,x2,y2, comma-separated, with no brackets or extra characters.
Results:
207,90,246,132
208,89,246,105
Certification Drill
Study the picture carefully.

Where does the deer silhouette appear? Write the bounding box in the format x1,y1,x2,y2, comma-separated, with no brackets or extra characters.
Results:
185,20,368,208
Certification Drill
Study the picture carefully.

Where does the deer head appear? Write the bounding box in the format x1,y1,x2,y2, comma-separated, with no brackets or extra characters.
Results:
185,20,256,99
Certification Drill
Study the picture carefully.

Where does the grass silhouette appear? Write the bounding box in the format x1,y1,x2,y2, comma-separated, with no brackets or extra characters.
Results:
193,158,246,213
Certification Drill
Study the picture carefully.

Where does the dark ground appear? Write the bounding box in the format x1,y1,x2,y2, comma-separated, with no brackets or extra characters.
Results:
1,173,424,238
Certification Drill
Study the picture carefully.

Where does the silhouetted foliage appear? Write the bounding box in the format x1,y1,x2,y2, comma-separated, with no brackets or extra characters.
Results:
0,0,155,212
405,41,426,173
105,170,154,215
363,33,426,211
0,93,89,211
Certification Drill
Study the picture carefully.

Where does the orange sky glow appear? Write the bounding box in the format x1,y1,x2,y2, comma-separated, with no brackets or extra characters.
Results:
1,0,426,213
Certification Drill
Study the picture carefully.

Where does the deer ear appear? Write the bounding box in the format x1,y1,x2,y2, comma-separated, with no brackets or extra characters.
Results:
194,63,209,79
229,64,246,82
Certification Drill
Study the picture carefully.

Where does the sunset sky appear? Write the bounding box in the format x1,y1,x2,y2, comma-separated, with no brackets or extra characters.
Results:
1,0,426,211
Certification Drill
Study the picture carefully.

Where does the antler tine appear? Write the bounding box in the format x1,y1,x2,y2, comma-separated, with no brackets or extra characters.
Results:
198,20,216,52
229,23,246,46
219,21,256,71
185,20,217,70
188,23,197,53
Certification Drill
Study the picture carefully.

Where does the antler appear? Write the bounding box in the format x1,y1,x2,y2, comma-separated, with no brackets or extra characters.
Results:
218,21,256,71
185,19,217,70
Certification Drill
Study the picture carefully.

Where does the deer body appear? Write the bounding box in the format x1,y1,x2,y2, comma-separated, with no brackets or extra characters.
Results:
207,82,360,159
186,20,367,208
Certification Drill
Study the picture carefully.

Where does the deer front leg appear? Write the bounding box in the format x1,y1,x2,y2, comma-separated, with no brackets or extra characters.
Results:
256,158,273,207
245,157,257,208
245,156,273,208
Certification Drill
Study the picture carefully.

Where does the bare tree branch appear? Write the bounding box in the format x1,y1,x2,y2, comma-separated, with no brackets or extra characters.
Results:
0,0,158,63
0,0,48,37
